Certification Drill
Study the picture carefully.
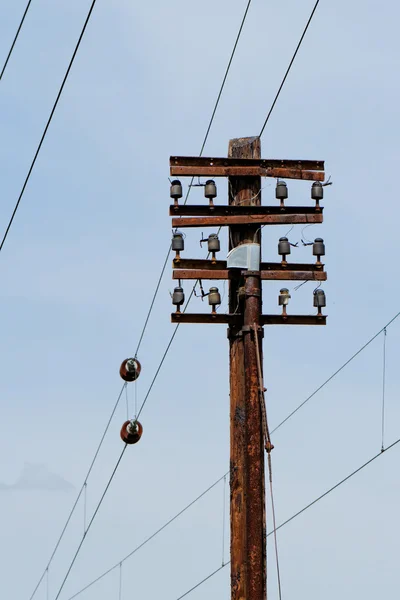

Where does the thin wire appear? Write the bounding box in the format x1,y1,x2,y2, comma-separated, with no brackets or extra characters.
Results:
26,2,251,592
136,285,196,420
267,455,282,600
176,565,226,600
259,0,321,136
271,310,400,435
133,0,253,357
125,384,129,420
136,229,226,421
56,236,214,600
57,283,398,599
54,446,127,600
381,328,387,452
118,563,122,600
199,0,253,156
134,247,171,357
222,475,227,567
28,383,126,600
83,483,87,536
46,568,49,600
66,473,227,599
274,437,400,534
135,378,138,419
0,0,33,80
0,0,99,254
253,324,282,600
174,436,400,599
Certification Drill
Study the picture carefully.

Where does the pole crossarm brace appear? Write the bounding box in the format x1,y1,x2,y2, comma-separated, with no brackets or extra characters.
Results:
172,213,323,228
170,313,327,325
170,205,323,217
173,269,327,281
170,156,325,181
173,259,325,272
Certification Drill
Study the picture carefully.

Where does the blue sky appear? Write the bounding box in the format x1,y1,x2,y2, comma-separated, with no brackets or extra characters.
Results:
1,0,400,598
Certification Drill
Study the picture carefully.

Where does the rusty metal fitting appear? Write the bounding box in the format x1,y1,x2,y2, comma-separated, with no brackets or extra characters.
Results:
120,358,141,382
265,441,274,453
227,327,243,339
245,288,261,298
120,420,143,444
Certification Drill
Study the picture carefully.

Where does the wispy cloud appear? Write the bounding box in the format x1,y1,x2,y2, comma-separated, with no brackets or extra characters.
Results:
0,463,74,492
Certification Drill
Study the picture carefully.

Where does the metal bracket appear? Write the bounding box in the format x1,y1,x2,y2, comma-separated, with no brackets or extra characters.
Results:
241,325,264,337
227,327,243,340
245,289,261,298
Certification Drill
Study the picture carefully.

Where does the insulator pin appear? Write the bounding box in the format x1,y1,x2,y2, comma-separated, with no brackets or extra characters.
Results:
278,288,291,306
208,233,220,253
313,289,326,309
279,288,290,316
120,358,141,382
311,181,323,201
172,286,185,312
170,180,183,200
313,237,325,262
276,181,288,206
172,232,184,259
208,287,221,310
278,237,291,259
172,232,184,251
120,420,143,445
205,180,217,204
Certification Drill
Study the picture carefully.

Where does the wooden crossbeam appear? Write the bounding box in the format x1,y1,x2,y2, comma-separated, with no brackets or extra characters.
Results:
173,269,327,281
170,205,322,217
170,313,326,325
170,156,325,181
173,259,325,272
172,213,323,228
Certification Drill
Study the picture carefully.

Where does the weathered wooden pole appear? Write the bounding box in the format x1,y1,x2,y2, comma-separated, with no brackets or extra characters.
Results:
228,136,266,600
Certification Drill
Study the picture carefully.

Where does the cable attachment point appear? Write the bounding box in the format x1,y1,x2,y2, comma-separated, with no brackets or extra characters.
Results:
120,358,141,382
265,440,274,453
120,420,143,445
194,279,206,300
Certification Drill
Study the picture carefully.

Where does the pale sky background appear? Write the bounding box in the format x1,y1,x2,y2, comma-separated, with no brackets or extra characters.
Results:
1,0,400,598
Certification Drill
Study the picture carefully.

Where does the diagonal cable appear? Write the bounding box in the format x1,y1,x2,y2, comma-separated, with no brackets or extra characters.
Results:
133,0,253,358
65,418,400,598
64,308,400,600
0,0,33,80
0,0,99,254
28,383,126,600
259,0,321,136
53,445,128,600
174,436,400,598
271,310,400,435
66,472,227,599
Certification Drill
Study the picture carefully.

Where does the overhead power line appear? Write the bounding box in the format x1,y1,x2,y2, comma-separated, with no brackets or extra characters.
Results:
30,301,400,600
0,0,99,254
61,307,400,598
28,384,126,600
42,287,199,598
53,446,127,600
174,436,400,599
67,415,400,599
67,473,228,599
271,309,400,434
0,0,33,80
30,263,205,597
259,0,321,136
133,0,253,358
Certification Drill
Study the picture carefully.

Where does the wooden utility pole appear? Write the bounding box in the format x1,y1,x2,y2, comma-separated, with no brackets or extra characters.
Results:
168,142,327,600
228,137,266,600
